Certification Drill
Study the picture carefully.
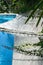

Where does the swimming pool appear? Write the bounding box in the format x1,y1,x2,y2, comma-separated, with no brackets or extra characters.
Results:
0,14,15,65
0,14,16,23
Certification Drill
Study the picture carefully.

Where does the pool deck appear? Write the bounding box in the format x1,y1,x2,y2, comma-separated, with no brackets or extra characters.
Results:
12,51,43,65
0,14,43,65
0,14,42,34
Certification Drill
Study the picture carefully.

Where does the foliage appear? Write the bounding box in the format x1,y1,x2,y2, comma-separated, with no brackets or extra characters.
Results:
1,35,43,57
0,0,18,13
41,29,43,33
25,0,43,27
14,38,43,57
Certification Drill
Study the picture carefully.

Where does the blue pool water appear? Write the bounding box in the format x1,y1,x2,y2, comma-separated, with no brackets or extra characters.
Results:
0,15,15,65
0,15,16,23
0,32,14,65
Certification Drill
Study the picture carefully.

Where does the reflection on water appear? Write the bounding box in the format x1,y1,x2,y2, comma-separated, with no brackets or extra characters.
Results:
0,32,14,65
